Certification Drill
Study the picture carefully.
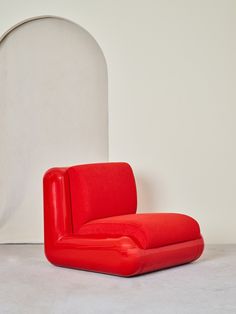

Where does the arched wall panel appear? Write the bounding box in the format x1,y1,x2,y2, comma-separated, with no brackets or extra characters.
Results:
0,16,108,242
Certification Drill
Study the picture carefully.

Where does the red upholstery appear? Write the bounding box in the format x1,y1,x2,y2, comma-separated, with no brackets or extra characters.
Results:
78,213,201,249
43,162,204,276
68,162,137,231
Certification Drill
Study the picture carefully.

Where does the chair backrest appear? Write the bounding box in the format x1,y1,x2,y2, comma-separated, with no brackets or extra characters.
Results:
67,162,137,233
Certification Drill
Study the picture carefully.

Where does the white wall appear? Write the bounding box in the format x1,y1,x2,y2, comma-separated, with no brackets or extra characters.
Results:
0,16,108,243
0,0,235,243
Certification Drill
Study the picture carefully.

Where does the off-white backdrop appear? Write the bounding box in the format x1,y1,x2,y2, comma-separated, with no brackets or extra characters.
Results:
0,0,235,243
0,16,108,243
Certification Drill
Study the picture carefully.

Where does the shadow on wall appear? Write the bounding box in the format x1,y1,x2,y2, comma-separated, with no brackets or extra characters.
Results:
135,173,158,212
0,162,28,229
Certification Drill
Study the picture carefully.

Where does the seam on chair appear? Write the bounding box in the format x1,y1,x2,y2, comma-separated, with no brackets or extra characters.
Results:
65,169,74,234
79,222,149,249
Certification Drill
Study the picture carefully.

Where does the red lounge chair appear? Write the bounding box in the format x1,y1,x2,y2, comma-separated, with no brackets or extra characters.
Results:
43,162,204,276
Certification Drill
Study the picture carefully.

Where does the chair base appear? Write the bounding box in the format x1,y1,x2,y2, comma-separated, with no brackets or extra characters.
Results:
45,236,204,277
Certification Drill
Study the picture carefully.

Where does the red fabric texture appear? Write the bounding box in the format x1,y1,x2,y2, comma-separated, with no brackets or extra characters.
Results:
78,213,201,249
67,162,137,232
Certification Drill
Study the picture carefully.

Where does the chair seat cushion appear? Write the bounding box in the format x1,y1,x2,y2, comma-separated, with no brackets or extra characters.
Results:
78,213,201,249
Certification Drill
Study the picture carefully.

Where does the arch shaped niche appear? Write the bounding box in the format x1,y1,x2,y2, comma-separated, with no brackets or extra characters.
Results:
0,16,108,243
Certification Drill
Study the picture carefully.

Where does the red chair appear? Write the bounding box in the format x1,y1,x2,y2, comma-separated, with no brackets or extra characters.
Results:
43,162,204,276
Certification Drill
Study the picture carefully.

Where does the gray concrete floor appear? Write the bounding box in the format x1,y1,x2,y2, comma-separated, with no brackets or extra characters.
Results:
0,244,236,314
